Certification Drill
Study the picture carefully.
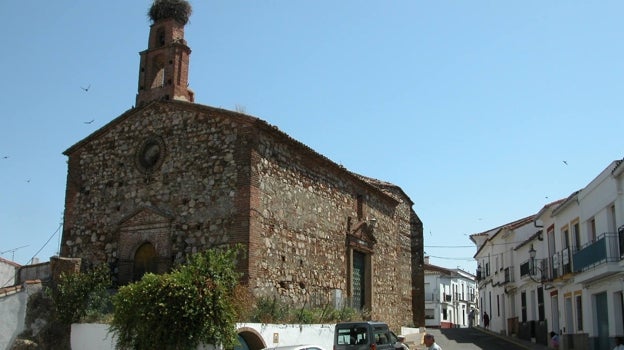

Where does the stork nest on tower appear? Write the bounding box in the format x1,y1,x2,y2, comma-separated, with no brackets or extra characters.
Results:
149,0,192,25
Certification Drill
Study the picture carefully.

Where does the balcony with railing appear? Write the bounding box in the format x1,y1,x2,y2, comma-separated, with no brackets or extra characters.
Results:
572,231,624,284
549,247,575,280
521,258,551,283
503,266,514,284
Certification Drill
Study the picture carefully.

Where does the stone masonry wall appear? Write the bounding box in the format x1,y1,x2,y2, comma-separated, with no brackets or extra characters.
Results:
62,103,250,278
248,131,415,329
61,101,419,328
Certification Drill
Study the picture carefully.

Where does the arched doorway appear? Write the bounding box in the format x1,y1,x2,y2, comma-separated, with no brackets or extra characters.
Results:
236,327,266,350
133,242,157,281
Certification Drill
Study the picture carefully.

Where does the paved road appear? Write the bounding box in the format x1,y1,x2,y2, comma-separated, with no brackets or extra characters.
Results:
410,327,546,350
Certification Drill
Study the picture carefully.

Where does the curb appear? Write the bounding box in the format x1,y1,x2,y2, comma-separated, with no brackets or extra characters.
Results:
472,326,545,350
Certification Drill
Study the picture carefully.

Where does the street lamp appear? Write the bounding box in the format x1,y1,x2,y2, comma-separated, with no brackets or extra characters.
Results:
528,244,544,284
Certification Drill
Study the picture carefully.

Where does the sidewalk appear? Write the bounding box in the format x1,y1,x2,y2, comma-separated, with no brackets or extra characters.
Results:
473,326,551,350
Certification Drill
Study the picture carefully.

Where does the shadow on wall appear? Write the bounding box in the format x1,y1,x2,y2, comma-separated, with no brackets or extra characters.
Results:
0,281,43,350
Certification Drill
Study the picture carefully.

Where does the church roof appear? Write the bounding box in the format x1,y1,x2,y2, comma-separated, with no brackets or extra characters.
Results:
64,100,407,206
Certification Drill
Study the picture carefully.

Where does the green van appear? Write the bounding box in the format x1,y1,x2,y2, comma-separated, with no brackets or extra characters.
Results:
334,322,398,350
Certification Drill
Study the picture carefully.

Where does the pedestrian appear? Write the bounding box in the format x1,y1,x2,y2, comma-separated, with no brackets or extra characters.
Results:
483,312,490,329
468,309,475,328
614,336,624,350
550,331,559,349
423,333,441,350
394,335,409,350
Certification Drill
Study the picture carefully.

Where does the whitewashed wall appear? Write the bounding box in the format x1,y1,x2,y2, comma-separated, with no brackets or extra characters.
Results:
243,323,335,349
72,323,335,350
0,282,41,350
72,323,423,350
71,324,116,350
0,259,19,288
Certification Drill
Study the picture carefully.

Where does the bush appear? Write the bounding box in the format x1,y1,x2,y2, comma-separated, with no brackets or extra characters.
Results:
251,296,289,323
250,296,366,324
231,283,256,321
48,264,112,325
110,246,242,350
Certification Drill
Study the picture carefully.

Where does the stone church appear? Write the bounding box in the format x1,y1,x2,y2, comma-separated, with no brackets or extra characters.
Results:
60,0,424,328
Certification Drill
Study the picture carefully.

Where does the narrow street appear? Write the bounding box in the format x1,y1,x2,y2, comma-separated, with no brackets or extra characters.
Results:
411,327,548,350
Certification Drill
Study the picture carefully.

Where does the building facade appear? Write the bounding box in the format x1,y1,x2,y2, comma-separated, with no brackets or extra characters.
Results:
59,1,424,330
424,258,478,328
0,257,20,288
472,159,624,350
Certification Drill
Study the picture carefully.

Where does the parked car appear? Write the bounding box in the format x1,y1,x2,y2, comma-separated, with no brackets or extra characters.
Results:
334,322,398,350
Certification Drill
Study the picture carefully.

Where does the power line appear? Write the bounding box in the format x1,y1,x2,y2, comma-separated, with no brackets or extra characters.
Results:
0,245,29,261
426,240,528,248
426,255,475,261
1,222,62,288
27,222,62,264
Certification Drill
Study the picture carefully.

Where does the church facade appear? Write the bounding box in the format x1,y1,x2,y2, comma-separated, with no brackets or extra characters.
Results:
60,1,424,328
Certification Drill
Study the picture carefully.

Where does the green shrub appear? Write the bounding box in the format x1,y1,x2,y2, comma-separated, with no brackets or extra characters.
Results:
110,246,242,350
251,296,289,323
48,264,112,325
295,308,316,324
250,296,365,324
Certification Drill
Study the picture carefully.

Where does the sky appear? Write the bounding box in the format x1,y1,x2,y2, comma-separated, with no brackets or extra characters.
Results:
1,1,623,272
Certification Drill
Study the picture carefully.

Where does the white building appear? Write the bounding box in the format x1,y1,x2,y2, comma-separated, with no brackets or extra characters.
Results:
548,160,624,349
0,257,20,288
424,258,478,328
471,158,624,350
472,215,544,338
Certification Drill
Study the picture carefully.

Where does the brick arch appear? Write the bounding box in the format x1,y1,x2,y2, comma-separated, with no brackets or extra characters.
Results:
236,327,266,350
116,207,173,284
149,53,166,89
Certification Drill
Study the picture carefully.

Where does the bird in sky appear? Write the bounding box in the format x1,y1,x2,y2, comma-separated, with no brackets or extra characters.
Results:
563,160,568,165
84,119,95,124
80,84,91,92
2,156,8,159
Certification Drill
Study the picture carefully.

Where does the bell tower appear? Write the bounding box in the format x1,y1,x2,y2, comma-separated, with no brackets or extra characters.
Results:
136,0,194,107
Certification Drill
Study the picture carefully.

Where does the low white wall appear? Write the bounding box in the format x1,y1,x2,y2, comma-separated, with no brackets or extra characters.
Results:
242,323,335,349
399,327,424,347
71,323,116,350
71,323,220,350
71,323,334,350
72,323,424,350
72,323,335,350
